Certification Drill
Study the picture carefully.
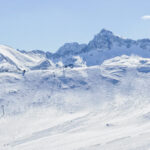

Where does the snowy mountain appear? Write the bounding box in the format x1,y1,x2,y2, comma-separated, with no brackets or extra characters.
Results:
52,29,150,66
2,29,150,71
0,45,44,73
1,29,150,150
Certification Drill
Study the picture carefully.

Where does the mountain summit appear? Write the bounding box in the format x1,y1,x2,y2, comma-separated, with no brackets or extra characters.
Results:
1,29,150,70
51,29,150,66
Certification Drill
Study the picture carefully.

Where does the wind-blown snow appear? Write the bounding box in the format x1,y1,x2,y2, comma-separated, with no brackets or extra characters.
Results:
1,29,150,150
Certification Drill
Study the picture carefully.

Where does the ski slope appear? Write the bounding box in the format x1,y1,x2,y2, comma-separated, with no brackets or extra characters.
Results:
1,28,150,149
0,54,150,150
1,98,150,150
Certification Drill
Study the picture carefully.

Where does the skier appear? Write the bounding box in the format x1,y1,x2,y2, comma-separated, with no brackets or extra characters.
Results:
22,70,26,76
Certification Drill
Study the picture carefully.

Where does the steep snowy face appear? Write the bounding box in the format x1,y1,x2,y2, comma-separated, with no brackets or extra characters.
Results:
88,29,116,50
88,29,136,50
0,45,41,71
55,42,87,57
0,45,54,72
0,53,18,72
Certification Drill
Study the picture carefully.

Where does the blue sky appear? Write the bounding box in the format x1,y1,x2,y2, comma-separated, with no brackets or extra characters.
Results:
0,0,150,52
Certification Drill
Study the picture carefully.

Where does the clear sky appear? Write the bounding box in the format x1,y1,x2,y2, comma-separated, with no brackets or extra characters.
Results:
0,0,150,52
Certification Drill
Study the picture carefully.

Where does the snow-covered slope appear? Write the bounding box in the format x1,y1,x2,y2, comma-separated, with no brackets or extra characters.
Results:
2,104,150,150
0,45,51,73
1,55,150,149
1,29,150,150
1,55,150,114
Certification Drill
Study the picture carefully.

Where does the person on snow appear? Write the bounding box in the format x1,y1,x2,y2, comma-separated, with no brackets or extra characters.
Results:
22,70,26,76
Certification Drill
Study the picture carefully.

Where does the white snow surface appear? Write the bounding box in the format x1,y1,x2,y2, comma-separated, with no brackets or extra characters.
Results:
0,45,44,71
0,53,150,149
1,29,150,150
